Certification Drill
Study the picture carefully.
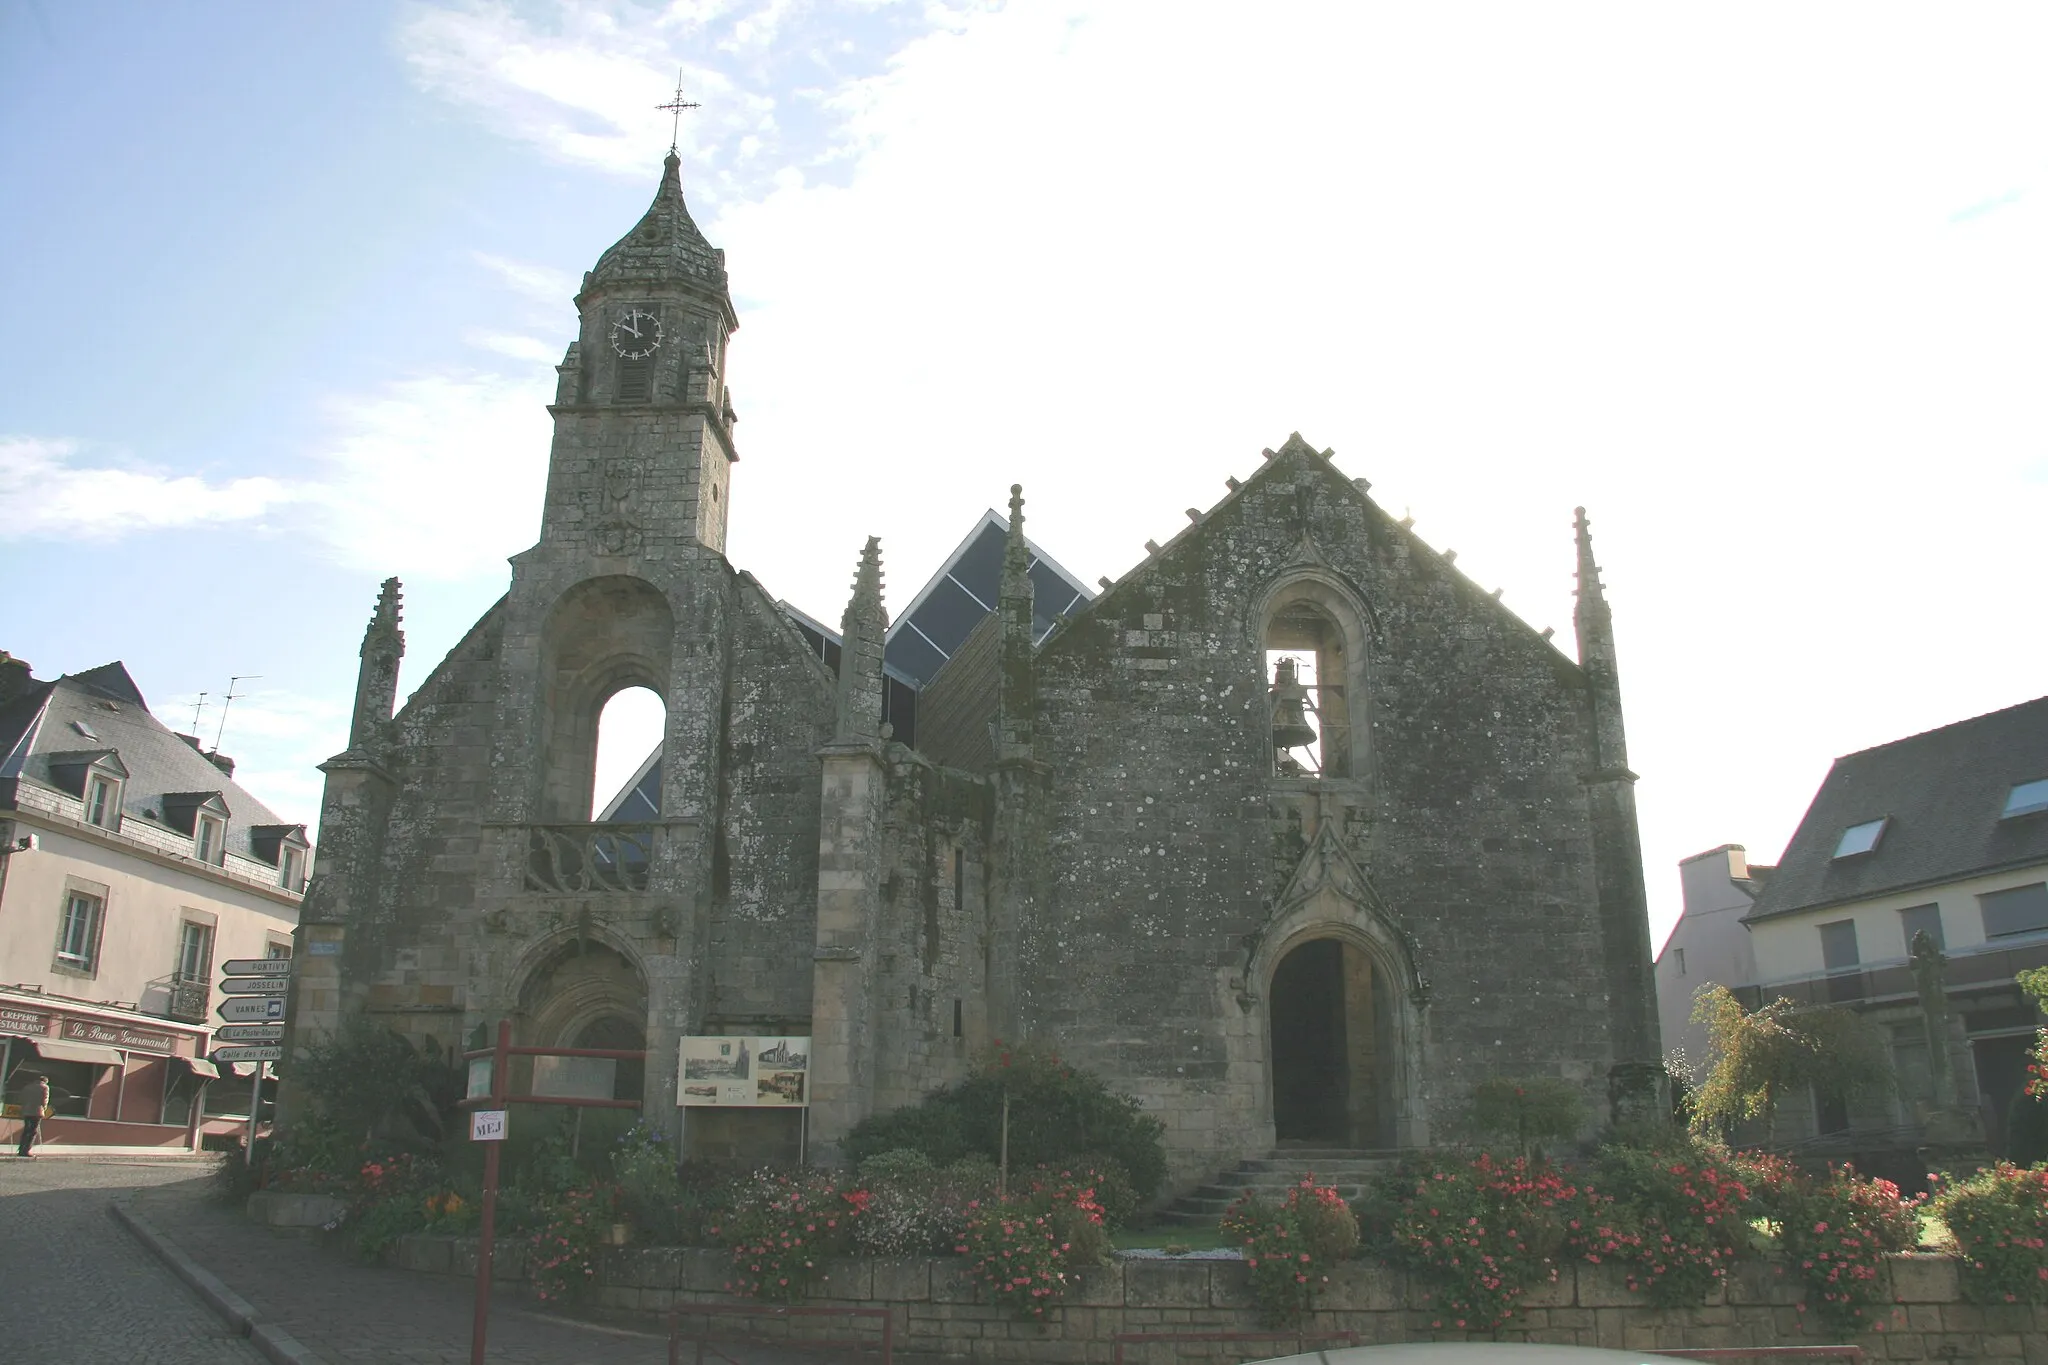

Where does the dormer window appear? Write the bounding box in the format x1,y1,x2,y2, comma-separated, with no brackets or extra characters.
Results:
48,749,129,829
1832,817,1888,859
2003,778,2048,819
163,791,231,867
252,824,310,892
84,774,119,828
195,813,226,865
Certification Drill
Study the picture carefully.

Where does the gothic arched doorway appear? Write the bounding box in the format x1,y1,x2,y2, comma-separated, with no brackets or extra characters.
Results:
514,937,649,1103
1269,936,1390,1147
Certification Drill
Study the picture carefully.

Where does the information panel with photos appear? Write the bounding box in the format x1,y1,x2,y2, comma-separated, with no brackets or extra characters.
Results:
677,1034,810,1107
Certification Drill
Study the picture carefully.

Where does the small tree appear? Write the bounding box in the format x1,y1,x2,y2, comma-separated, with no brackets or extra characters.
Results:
1686,984,1892,1145
2009,967,2048,1165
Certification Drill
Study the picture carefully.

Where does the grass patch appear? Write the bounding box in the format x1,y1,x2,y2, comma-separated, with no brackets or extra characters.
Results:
1113,1223,1234,1253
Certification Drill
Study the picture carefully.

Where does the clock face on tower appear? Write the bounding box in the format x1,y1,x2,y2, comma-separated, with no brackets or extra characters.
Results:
609,308,663,359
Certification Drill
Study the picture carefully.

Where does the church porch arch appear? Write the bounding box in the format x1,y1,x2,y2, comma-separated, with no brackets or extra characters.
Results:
1249,908,1428,1151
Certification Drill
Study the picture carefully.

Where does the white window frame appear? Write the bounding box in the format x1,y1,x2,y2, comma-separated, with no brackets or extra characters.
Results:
265,938,293,960
280,845,305,891
195,813,226,865
84,773,120,828
176,920,214,982
55,891,105,973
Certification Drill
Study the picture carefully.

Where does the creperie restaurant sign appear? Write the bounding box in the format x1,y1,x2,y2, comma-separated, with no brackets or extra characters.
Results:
0,1003,49,1037
62,1018,177,1054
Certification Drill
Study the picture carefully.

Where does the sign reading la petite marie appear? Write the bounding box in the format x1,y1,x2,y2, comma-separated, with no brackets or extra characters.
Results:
62,1018,177,1053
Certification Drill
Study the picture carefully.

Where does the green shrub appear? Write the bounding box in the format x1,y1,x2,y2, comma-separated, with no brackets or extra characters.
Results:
294,1018,463,1148
854,1149,985,1257
1371,1151,1587,1332
1460,1077,1587,1159
957,1171,1110,1318
715,1168,868,1302
842,1042,1167,1201
1926,1162,2048,1305
528,1183,619,1302
1220,1178,1361,1327
1581,1140,1755,1307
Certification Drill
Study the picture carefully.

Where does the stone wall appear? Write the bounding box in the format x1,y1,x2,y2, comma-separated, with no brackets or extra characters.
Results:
390,1237,2046,1363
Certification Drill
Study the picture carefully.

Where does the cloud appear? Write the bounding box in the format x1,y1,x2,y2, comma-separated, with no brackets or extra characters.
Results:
165,685,351,830
472,251,578,305
391,0,965,194
466,329,560,363
0,435,295,542
304,368,553,581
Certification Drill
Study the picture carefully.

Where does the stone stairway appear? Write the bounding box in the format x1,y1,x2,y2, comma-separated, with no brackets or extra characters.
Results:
1153,1146,1405,1226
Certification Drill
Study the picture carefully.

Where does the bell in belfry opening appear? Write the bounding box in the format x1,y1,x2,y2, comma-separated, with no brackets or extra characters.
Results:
1269,656,1319,756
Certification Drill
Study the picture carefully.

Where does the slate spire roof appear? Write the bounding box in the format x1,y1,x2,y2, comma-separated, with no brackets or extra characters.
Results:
588,151,729,294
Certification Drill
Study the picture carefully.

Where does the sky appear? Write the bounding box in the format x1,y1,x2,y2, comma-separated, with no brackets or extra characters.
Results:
3,1,2045,953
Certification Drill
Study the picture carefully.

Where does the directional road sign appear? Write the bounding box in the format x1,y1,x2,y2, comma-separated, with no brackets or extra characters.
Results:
218,978,291,996
217,996,287,1022
221,958,293,978
212,1045,283,1064
213,1023,285,1043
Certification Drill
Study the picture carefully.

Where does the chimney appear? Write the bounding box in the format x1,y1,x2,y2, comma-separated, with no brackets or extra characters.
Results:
205,752,236,778
0,652,32,706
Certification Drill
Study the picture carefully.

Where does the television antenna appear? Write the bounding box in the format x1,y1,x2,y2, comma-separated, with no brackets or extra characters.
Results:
188,691,209,735
211,676,261,755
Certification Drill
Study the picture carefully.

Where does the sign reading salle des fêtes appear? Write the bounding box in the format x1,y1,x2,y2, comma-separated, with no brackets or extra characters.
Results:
677,1035,810,1108
63,1018,176,1053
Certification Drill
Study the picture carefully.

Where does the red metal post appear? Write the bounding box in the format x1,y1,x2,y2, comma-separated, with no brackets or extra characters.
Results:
470,1020,510,1365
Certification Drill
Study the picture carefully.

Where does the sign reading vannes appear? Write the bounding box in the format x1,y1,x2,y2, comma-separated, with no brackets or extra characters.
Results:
677,1035,809,1107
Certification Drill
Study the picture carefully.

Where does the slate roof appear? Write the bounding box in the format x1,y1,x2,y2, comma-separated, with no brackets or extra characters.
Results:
1744,695,2048,923
0,660,305,867
588,152,729,296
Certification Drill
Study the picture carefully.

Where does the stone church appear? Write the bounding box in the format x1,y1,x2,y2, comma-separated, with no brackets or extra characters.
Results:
290,151,1664,1189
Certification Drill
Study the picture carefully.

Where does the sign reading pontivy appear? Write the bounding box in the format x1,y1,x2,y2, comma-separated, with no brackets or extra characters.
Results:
678,1035,809,1107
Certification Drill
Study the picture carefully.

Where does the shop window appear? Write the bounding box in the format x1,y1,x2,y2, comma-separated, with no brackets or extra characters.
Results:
195,813,226,865
176,921,214,983
31,1057,100,1118
54,891,105,974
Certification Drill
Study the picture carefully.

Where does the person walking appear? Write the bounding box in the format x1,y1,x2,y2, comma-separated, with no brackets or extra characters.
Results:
15,1073,51,1156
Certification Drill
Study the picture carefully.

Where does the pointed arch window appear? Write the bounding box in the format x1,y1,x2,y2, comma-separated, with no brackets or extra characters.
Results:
1259,577,1370,780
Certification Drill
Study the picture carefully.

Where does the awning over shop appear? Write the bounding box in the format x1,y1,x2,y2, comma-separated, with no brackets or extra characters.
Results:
182,1056,221,1080
28,1038,126,1067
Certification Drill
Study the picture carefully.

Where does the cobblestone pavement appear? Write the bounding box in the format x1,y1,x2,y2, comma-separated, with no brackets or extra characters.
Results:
125,1172,915,1365
0,1155,268,1365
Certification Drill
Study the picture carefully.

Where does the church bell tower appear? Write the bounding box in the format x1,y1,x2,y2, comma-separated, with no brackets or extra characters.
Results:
539,150,740,558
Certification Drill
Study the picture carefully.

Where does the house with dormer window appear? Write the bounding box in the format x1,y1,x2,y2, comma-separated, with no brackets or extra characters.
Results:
0,652,309,1152
1718,695,2048,1161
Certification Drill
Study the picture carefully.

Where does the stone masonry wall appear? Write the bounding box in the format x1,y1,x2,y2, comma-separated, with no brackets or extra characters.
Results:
1026,440,1621,1189
391,1236,2046,1364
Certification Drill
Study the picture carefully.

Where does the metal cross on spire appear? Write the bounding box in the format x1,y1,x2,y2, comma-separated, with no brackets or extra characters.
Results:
656,69,700,155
